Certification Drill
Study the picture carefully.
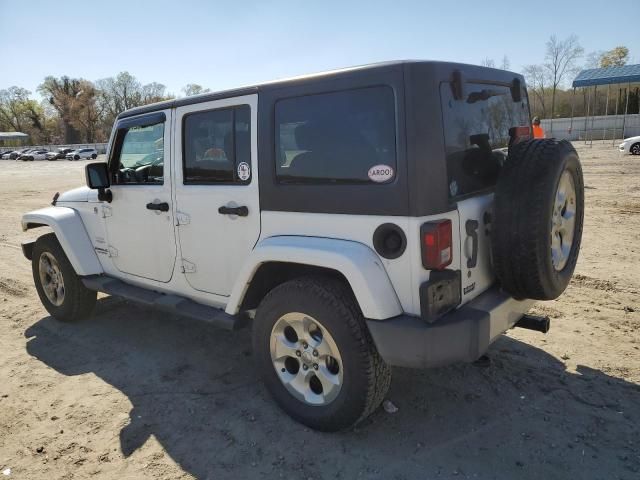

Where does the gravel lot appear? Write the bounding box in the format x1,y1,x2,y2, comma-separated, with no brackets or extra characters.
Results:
0,144,639,479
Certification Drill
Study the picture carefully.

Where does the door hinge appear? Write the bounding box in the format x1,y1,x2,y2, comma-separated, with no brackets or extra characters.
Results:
107,245,118,258
176,211,190,226
181,259,196,273
101,205,113,218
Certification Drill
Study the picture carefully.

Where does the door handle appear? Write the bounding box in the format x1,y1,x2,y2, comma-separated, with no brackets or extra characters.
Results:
218,205,249,217
466,219,479,268
146,202,169,212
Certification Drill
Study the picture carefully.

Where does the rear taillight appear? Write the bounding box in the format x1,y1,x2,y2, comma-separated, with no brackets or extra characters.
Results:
420,220,452,270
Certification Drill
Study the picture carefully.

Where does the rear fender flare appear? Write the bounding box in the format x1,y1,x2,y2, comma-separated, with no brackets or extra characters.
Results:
22,206,103,276
226,236,403,320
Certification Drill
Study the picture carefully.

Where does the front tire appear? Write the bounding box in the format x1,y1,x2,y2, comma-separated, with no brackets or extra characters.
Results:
253,277,391,431
32,233,96,322
630,143,640,155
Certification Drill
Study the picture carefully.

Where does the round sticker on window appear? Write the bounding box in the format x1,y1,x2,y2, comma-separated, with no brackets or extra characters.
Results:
237,162,251,181
367,164,394,183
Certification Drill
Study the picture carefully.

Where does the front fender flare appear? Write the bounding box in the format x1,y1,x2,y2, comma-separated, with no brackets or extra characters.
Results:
22,206,103,276
226,236,403,320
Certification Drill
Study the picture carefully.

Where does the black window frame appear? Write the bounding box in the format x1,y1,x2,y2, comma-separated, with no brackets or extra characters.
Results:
108,111,167,186
258,65,409,216
181,104,252,186
273,85,398,186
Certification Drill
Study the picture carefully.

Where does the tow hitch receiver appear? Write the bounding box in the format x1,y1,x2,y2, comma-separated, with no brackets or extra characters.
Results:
515,314,550,334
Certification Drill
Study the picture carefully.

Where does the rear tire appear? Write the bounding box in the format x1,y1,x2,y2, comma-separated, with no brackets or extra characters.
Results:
253,276,391,431
492,139,584,300
32,233,96,322
91,153,97,159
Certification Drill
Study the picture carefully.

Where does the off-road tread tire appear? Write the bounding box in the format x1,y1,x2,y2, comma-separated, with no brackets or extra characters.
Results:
492,139,584,300
32,233,97,322
253,276,391,431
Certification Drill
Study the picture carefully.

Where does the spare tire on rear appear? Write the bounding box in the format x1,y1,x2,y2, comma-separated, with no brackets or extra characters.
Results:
492,139,584,300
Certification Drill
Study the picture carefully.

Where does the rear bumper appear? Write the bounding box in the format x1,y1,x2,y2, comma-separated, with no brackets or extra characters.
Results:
366,286,534,368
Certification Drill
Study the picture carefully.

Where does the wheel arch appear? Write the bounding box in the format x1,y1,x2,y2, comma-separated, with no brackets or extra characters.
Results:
226,236,403,320
22,206,103,276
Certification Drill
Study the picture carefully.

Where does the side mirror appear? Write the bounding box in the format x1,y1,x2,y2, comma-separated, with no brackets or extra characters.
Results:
85,162,112,202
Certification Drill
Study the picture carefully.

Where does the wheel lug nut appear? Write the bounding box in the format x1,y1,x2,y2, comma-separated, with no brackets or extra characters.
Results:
312,350,318,357
302,342,308,349
313,363,318,370
303,364,308,371
295,350,301,357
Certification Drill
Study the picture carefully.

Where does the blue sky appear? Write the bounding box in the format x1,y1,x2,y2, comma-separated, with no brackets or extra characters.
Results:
0,0,637,98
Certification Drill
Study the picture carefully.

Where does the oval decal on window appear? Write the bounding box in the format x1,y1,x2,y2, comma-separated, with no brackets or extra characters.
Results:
367,164,394,183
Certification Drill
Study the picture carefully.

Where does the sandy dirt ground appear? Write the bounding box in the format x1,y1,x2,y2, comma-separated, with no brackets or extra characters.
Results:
0,144,638,480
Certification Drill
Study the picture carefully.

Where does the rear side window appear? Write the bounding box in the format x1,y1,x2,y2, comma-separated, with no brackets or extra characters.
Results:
440,82,530,199
183,105,251,184
275,86,396,184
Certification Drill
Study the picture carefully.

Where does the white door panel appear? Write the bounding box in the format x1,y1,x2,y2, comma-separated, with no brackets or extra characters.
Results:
174,95,260,296
104,108,177,283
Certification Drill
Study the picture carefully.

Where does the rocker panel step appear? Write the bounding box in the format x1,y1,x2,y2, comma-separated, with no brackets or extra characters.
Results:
81,275,246,331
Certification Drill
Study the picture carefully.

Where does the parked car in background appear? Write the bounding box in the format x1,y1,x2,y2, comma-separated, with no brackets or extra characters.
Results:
20,149,49,161
46,148,74,161
3,148,31,160
66,148,98,160
619,135,640,155
0,150,15,159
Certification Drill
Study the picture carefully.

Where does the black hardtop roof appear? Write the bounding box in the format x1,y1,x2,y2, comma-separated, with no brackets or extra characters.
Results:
117,60,525,120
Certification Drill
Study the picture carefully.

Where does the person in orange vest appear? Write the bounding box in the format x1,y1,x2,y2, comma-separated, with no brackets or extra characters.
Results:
532,116,546,138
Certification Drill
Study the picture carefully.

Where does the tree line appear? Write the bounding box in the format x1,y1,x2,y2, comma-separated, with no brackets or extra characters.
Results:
523,41,638,122
0,74,209,145
482,41,637,122
0,40,636,145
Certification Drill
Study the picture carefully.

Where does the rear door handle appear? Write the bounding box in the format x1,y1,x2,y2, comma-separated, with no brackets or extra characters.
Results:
218,205,248,217
146,202,169,212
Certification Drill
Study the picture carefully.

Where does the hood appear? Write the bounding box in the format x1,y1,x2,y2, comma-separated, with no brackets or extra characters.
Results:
56,186,92,203
622,135,640,144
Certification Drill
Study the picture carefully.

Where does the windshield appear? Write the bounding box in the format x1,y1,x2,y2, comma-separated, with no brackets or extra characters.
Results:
440,81,530,199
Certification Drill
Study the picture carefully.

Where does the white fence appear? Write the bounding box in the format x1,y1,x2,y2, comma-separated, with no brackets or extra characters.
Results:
541,114,640,141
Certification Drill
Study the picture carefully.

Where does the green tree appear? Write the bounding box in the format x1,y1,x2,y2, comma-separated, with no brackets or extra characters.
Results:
182,84,210,97
523,64,548,118
96,72,173,133
600,46,629,67
69,81,104,143
37,76,86,143
0,87,49,143
544,34,583,130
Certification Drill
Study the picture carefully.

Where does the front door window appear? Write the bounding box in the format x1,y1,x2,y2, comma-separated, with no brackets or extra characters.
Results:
112,122,165,185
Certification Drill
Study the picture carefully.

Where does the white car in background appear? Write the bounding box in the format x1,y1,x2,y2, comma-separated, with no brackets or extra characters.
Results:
66,148,98,161
619,136,640,155
19,149,49,161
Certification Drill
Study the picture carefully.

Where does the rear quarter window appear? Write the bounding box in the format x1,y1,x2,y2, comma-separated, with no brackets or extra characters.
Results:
275,86,397,184
440,82,530,199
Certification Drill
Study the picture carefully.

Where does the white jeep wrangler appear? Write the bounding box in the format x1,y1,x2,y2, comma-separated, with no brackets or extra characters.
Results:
21,61,584,431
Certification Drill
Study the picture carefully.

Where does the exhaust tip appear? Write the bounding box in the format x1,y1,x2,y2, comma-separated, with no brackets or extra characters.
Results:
515,314,550,334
